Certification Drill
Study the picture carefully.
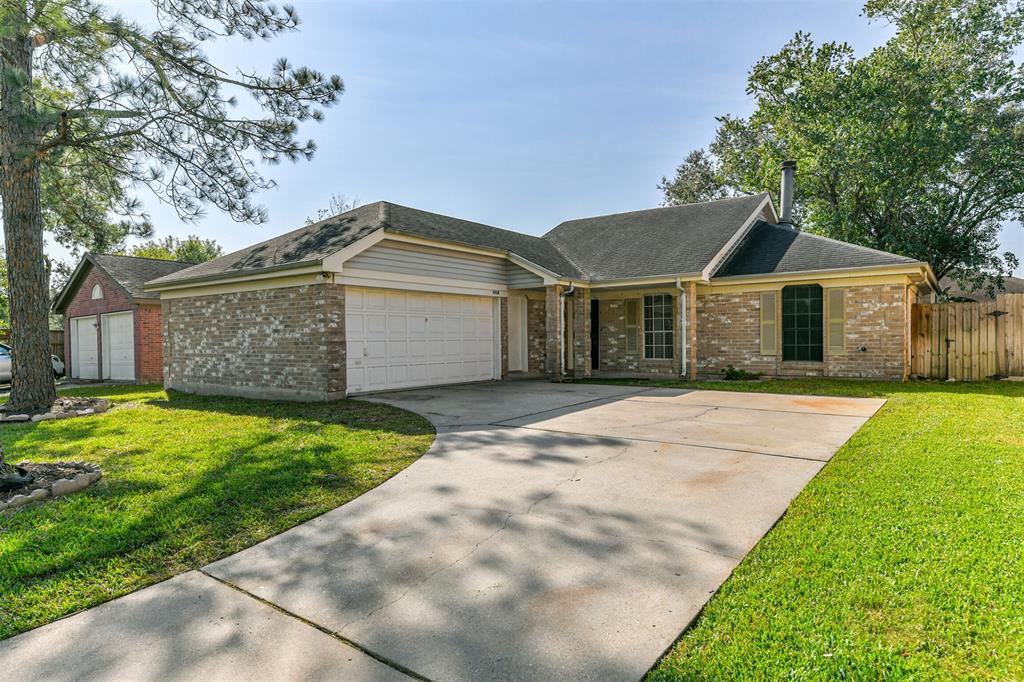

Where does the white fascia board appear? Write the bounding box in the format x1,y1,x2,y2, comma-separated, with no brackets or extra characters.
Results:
708,262,932,285
321,228,387,272
145,263,325,293
587,273,702,289
505,252,562,285
702,194,773,281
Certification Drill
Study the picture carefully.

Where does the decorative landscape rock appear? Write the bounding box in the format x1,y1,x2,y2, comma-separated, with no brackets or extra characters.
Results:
1,397,110,423
0,461,103,513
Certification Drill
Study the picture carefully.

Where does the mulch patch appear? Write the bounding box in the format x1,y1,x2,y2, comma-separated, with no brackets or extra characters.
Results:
0,461,94,503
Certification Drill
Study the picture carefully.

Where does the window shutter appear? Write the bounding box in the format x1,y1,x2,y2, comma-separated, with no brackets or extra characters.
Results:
625,300,639,353
760,292,777,355
827,288,846,350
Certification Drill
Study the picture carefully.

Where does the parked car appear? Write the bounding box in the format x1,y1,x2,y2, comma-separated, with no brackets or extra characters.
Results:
0,342,65,384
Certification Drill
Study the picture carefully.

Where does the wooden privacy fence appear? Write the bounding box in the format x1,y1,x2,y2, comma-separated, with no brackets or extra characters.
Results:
911,293,1024,380
0,329,65,359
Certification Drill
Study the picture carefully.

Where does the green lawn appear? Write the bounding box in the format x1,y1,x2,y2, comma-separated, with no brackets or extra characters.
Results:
0,385,433,641
581,377,1024,680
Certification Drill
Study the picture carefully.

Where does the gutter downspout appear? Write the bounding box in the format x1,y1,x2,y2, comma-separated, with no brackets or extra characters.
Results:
676,278,688,378
560,283,575,379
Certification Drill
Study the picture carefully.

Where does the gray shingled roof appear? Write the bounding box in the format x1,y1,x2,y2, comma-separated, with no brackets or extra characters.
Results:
149,201,582,287
53,254,193,312
91,255,195,298
145,195,926,290
543,194,769,280
713,221,919,277
385,203,582,277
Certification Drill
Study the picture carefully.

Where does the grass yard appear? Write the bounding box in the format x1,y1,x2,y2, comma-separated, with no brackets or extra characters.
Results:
583,377,1024,680
0,385,433,641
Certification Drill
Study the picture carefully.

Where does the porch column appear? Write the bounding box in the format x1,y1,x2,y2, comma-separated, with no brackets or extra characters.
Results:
687,281,698,380
544,284,564,381
572,287,591,378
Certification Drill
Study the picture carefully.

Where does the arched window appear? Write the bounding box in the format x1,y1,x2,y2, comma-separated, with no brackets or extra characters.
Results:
91,283,103,300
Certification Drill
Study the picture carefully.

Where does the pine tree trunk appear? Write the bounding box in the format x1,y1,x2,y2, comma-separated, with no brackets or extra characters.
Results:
1,28,56,412
0,447,12,477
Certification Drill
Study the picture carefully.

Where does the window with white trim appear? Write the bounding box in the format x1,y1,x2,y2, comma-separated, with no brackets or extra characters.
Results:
91,284,103,300
643,294,673,359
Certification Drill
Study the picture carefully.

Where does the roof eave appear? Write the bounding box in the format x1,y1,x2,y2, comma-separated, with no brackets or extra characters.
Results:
52,255,95,313
709,261,933,285
588,272,703,288
144,260,325,292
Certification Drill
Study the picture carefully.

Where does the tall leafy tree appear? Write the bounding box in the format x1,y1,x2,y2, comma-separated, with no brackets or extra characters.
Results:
661,0,1024,296
129,235,223,263
0,0,343,414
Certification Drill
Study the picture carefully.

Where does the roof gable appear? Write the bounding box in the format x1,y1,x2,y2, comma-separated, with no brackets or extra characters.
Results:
543,194,770,280
53,254,194,312
149,201,582,288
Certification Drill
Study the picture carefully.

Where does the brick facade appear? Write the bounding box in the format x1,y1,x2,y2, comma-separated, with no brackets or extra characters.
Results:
544,285,564,379
592,289,685,377
134,304,165,383
163,284,346,401
694,283,908,380
61,266,165,382
500,296,509,377
571,288,592,378
825,284,908,379
527,297,547,374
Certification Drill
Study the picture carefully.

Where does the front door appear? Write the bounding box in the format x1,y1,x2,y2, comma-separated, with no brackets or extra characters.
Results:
590,299,600,369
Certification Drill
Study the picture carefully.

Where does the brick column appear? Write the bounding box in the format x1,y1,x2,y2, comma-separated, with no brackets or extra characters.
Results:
687,281,698,380
500,296,509,377
545,284,564,381
572,287,591,378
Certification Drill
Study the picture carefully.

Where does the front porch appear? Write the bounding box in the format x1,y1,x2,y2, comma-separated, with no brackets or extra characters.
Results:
505,283,699,382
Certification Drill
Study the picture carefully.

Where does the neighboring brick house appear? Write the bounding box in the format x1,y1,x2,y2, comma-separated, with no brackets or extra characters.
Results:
145,165,938,401
52,254,193,383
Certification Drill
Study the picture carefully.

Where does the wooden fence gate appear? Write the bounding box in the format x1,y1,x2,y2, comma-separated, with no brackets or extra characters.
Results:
911,293,1024,380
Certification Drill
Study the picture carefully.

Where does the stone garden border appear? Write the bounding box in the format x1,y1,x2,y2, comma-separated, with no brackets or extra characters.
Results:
0,462,103,513
1,397,111,423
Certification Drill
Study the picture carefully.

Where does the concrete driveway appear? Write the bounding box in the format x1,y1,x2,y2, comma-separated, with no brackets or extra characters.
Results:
2,381,884,681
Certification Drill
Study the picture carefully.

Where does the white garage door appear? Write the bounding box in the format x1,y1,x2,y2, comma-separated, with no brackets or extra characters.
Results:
71,316,99,380
346,287,496,394
101,312,135,381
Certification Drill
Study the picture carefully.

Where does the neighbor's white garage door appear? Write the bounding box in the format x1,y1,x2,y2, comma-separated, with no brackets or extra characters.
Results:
71,316,99,380
101,311,135,381
346,287,496,393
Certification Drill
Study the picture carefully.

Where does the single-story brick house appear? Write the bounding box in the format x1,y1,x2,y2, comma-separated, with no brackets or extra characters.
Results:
145,167,938,400
53,254,194,383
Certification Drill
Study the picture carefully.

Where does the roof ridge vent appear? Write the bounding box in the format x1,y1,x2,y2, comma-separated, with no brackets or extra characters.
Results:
377,201,390,226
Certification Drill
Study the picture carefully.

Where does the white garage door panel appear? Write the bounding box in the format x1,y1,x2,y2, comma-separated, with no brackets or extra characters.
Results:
102,312,136,381
347,287,495,394
71,316,99,380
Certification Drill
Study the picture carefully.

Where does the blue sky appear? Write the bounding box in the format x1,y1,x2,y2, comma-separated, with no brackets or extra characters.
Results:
92,0,1022,274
